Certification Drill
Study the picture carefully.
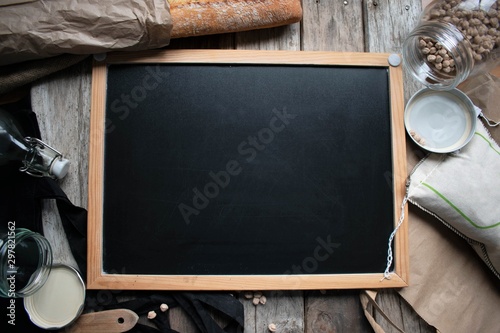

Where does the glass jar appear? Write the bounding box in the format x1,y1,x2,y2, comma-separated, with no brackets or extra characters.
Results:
0,228,52,298
403,0,500,90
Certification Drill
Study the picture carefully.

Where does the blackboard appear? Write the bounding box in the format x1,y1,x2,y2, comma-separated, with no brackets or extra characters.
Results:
88,50,408,290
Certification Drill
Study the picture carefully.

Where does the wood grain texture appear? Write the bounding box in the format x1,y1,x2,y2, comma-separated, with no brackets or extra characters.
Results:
240,295,257,333
30,59,92,269
87,60,107,287
235,23,300,50
388,63,410,285
256,291,304,333
374,290,434,333
31,59,91,208
104,49,400,66
66,309,138,333
364,0,424,100
305,290,373,333
301,0,364,51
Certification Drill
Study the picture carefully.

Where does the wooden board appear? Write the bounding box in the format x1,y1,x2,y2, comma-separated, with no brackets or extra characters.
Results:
87,49,408,290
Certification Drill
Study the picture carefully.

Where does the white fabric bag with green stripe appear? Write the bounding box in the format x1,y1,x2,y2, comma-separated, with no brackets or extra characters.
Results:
408,121,500,279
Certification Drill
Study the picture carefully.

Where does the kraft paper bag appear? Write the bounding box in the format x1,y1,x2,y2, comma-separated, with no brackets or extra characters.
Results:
408,121,500,278
362,73,500,333
0,0,172,65
398,207,500,333
362,162,500,333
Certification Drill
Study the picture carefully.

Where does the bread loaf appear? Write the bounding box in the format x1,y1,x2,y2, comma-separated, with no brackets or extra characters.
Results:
168,0,302,38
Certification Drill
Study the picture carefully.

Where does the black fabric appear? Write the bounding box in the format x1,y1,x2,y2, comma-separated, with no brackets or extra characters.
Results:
0,98,56,333
101,292,244,333
0,99,87,277
0,97,244,333
1,98,43,234
32,178,87,277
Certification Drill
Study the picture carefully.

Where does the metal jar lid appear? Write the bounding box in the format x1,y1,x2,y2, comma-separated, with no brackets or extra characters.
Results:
404,88,477,153
24,264,85,329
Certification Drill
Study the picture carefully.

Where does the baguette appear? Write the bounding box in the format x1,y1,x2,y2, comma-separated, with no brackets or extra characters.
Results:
168,0,302,38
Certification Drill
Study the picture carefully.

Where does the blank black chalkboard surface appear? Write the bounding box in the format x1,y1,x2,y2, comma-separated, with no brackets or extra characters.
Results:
88,50,408,290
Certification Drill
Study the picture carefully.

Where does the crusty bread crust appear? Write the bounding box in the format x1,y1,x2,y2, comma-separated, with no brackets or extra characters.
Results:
169,0,302,38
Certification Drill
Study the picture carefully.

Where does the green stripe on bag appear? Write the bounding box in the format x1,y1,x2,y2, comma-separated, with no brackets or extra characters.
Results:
422,182,500,230
475,132,500,156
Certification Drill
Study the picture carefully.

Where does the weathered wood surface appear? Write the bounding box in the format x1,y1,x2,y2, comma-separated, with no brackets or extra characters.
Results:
31,0,437,332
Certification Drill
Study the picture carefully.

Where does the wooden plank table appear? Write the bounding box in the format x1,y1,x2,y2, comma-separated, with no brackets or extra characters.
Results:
31,0,436,332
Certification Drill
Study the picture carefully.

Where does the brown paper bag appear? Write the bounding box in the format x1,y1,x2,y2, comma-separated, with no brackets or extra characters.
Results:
458,73,500,142
0,0,172,65
362,72,500,332
398,207,500,333
362,206,500,333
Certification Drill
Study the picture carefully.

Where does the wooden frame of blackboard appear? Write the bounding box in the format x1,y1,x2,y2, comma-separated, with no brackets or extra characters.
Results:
87,50,408,290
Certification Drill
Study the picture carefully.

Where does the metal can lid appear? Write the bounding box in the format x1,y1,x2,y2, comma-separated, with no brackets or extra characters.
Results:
24,265,85,329
404,88,476,153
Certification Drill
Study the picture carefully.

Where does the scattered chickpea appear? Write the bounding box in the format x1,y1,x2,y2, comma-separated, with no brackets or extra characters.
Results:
147,311,157,319
160,303,169,312
245,290,267,306
268,323,277,332
410,130,427,146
